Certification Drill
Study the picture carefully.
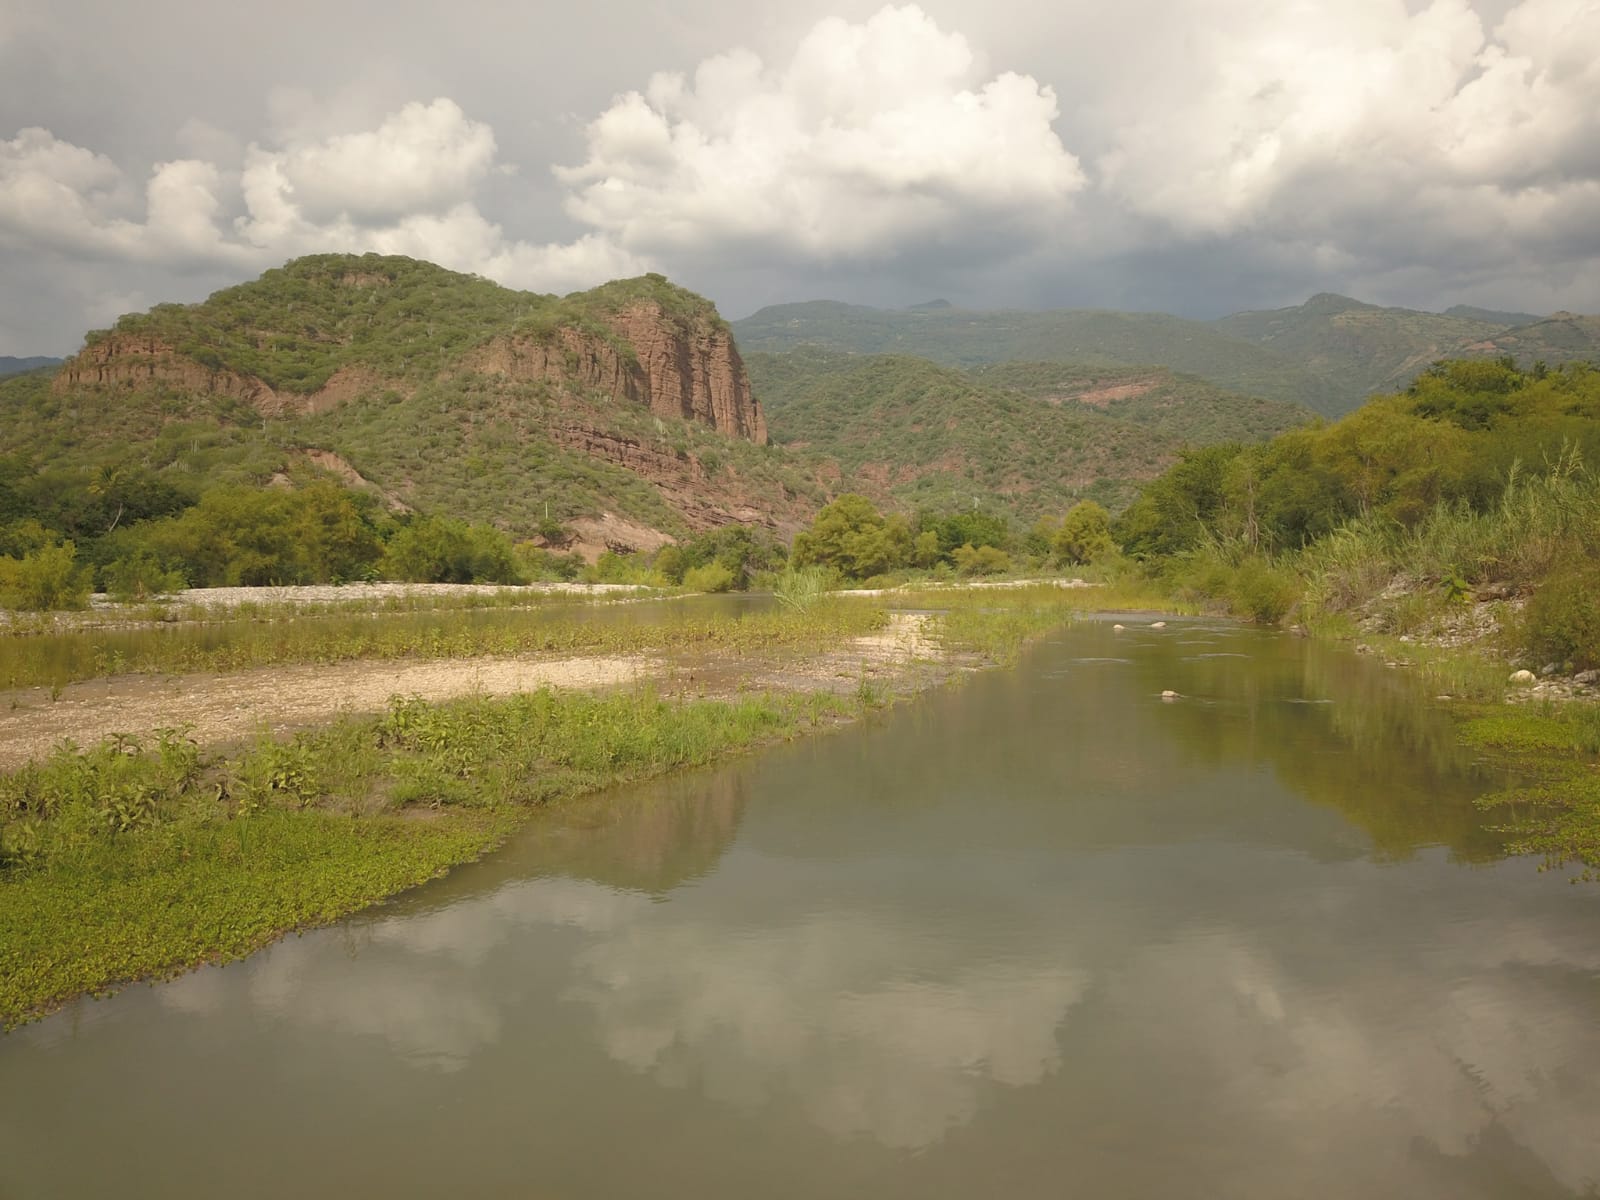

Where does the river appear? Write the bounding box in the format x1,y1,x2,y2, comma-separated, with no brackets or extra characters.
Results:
3,616,1598,1198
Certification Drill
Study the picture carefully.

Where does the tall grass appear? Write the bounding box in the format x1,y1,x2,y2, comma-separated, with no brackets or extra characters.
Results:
1,599,889,690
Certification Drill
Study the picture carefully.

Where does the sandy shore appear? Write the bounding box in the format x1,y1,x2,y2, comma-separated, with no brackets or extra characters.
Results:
0,614,938,770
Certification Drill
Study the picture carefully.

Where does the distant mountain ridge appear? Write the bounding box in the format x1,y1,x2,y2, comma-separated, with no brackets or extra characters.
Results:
748,349,1311,515
0,356,61,378
734,294,1598,417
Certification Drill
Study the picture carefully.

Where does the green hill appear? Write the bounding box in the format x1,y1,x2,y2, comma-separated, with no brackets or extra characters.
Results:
734,301,1348,415
0,357,60,379
968,362,1312,443
1444,304,1544,326
736,295,1600,420
1,255,823,557
752,350,1164,514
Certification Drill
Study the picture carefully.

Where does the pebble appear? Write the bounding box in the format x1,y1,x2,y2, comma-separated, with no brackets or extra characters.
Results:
1150,621,1167,629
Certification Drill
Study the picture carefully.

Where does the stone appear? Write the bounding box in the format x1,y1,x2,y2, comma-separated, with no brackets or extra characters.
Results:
1112,623,1125,631
1150,621,1167,629
1540,662,1561,676
1575,669,1600,685
1160,690,1179,701
1509,669,1537,684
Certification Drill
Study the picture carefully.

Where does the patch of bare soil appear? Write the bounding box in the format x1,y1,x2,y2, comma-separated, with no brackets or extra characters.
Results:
0,614,959,770
0,654,660,770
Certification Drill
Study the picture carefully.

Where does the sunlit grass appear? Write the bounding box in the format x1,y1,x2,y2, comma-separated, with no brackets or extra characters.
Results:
0,685,863,1028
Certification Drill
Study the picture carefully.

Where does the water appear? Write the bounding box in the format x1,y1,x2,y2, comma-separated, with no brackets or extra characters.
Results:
4,617,1599,1199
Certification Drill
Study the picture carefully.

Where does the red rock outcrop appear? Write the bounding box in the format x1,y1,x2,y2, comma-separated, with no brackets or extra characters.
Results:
467,303,767,445
53,334,292,414
603,304,766,444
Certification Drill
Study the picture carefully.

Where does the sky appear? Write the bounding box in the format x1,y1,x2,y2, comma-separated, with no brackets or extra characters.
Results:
2,0,1598,355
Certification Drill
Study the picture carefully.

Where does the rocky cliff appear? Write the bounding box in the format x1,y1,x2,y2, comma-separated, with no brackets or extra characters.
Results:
31,255,800,548
468,303,766,444
56,273,767,444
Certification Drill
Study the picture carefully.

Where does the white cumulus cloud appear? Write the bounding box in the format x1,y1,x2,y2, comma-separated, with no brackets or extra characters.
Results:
1093,0,1600,274
0,100,648,297
556,4,1086,262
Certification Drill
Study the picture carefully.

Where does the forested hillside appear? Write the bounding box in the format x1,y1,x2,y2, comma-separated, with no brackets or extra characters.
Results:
750,349,1310,517
735,301,1346,414
736,295,1600,418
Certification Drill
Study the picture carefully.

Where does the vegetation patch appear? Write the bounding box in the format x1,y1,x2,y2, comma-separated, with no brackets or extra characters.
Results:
0,686,863,1028
1458,704,1600,880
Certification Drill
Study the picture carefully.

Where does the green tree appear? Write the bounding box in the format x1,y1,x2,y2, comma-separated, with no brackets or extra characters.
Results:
1052,501,1114,565
792,494,909,580
0,541,93,610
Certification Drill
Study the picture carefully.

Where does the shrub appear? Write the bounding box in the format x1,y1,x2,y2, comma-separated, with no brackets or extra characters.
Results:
1523,566,1600,669
683,562,737,593
383,516,526,584
1052,501,1115,565
0,541,93,610
104,551,186,602
952,543,1011,576
1228,556,1302,623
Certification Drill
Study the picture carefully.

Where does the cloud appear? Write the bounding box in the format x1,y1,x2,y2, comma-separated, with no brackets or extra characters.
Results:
0,100,647,297
243,98,496,227
555,4,1086,262
1093,0,1600,274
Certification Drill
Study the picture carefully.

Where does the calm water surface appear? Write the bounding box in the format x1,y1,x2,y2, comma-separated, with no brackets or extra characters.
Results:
4,617,1599,1199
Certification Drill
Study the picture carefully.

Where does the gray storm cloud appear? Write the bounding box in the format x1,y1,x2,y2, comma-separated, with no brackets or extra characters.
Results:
2,0,1598,353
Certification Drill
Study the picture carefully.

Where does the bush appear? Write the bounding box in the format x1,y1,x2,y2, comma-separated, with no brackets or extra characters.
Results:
104,551,186,602
683,562,737,593
1228,556,1302,623
0,541,93,610
1523,566,1600,669
383,516,526,584
1052,501,1115,565
952,543,1011,576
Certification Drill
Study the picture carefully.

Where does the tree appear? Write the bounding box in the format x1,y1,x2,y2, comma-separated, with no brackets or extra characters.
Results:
1052,501,1114,565
792,494,909,580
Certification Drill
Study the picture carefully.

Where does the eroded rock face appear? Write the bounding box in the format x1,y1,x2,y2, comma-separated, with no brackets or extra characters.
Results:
604,304,766,444
469,302,767,445
54,334,288,414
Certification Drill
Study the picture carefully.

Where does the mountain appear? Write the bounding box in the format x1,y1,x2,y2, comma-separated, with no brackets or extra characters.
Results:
748,350,1311,516
2,255,822,553
0,356,61,378
1461,312,1600,361
1212,293,1507,402
968,362,1313,443
734,301,1348,415
736,294,1600,419
1444,305,1544,326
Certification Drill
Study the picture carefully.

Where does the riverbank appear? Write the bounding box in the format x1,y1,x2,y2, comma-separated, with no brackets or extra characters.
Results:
1291,585,1600,879
0,589,1079,1028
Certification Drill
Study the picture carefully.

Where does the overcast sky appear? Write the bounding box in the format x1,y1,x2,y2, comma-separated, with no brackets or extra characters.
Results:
2,0,1598,354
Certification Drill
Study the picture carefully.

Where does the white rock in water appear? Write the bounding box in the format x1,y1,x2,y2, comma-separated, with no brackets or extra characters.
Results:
1150,621,1167,629
1508,669,1536,684
1112,623,1126,631
1161,689,1179,700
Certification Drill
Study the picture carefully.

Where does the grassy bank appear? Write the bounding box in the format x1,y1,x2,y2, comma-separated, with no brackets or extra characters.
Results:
1,598,887,690
0,686,860,1028
1,587,1087,1028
